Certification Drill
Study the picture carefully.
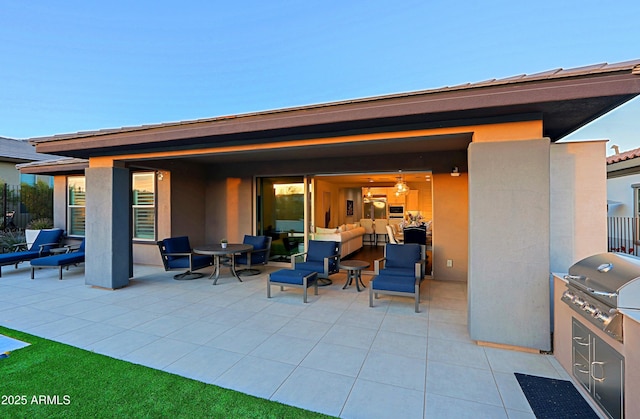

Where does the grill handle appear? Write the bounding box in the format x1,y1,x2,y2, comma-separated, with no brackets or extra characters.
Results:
563,274,586,281
586,287,617,299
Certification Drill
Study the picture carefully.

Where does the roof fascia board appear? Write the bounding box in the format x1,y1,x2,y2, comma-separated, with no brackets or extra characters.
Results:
32,72,640,155
38,113,542,159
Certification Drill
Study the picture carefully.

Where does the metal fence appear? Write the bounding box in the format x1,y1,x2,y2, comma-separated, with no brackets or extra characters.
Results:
608,217,640,256
0,183,53,231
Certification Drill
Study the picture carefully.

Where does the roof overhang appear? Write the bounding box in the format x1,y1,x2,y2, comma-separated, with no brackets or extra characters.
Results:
28,60,640,160
17,158,89,175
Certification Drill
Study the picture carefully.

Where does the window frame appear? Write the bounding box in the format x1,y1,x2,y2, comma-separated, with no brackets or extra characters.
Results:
132,172,157,241
67,176,86,237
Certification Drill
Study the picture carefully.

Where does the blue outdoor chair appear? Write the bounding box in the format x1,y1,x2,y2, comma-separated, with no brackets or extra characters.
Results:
157,236,212,280
0,228,64,277
235,235,272,275
31,239,85,280
369,243,425,312
291,240,340,286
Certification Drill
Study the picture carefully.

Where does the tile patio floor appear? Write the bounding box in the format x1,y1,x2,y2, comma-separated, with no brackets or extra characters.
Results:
0,263,585,418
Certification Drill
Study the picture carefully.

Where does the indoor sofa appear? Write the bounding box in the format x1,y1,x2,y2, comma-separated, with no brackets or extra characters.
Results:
310,224,365,258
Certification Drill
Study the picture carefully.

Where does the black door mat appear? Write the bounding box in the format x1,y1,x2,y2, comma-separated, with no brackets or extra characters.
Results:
515,373,600,419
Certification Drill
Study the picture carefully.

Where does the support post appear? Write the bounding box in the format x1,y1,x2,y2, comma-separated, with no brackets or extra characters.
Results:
85,167,131,289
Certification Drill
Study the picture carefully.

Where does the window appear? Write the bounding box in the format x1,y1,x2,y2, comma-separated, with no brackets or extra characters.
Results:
67,176,86,236
21,174,53,187
132,172,156,240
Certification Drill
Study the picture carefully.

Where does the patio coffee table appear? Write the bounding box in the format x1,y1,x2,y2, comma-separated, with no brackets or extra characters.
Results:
339,260,369,292
193,244,253,285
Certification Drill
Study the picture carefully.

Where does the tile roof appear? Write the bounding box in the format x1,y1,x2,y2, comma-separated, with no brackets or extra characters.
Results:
0,136,58,162
30,59,640,143
607,146,640,164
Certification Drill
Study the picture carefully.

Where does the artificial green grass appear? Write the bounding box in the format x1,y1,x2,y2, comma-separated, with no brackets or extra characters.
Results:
0,326,335,419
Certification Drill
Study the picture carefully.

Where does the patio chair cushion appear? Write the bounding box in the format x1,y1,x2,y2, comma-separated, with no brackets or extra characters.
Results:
306,240,338,264
31,250,84,267
269,269,317,286
236,235,269,265
163,236,192,261
384,244,421,271
370,274,416,293
31,228,64,251
0,229,64,266
160,236,210,270
0,251,41,266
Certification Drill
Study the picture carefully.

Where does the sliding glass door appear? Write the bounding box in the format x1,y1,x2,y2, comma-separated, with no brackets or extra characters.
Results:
256,176,306,262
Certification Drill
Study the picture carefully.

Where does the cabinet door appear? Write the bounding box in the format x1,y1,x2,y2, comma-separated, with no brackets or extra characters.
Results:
406,190,419,209
572,319,592,392
592,337,624,419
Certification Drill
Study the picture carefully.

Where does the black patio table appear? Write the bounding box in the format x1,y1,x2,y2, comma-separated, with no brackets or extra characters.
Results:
193,244,253,285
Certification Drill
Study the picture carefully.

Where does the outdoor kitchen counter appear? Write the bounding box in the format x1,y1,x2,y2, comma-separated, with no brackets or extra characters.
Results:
619,308,640,323
552,273,640,419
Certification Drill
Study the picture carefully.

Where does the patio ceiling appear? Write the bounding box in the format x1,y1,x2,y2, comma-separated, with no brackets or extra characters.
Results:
174,133,472,166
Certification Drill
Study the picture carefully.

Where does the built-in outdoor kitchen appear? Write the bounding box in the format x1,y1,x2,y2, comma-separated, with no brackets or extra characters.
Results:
553,253,640,419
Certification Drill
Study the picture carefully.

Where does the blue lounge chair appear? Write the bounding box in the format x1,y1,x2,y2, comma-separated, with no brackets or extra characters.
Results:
291,240,340,285
0,228,64,277
30,239,85,280
369,243,425,312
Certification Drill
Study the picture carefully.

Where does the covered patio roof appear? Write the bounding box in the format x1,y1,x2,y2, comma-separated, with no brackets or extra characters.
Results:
27,60,640,160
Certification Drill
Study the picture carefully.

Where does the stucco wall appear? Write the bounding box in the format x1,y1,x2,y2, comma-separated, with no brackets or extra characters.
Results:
468,138,551,351
431,172,468,282
0,162,20,185
607,173,640,217
550,140,608,272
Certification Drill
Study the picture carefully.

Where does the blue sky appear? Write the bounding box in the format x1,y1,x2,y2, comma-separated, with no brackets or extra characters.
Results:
1,1,638,154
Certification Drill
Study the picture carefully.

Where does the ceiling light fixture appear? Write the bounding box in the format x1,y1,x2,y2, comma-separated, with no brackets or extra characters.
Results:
394,171,410,196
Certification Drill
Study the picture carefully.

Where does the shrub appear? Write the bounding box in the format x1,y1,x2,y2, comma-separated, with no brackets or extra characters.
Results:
0,231,26,253
26,218,54,230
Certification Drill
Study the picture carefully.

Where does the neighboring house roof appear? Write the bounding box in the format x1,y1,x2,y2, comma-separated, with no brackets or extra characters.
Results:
16,157,88,175
607,146,640,178
0,136,58,163
607,146,640,164
27,59,640,160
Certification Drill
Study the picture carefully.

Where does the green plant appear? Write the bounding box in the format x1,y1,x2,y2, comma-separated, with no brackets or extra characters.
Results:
26,217,53,230
20,181,54,220
0,326,331,418
0,230,26,253
220,238,228,244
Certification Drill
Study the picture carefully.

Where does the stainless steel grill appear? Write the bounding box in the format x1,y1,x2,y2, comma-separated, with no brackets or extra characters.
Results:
561,252,640,342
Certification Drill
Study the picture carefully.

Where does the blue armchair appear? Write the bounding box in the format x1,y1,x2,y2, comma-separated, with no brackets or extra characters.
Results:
369,243,425,312
157,236,212,280
235,235,272,275
292,240,340,285
0,228,64,277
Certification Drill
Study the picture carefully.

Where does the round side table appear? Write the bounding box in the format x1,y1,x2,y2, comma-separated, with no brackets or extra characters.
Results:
339,260,370,292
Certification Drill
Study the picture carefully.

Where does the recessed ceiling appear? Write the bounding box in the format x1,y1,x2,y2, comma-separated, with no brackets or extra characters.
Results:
315,171,432,188
154,133,472,165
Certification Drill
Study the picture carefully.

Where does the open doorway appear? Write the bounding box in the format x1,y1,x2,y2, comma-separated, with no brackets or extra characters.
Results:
311,172,433,271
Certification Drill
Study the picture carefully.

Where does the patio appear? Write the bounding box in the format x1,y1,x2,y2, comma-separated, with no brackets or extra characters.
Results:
0,263,572,418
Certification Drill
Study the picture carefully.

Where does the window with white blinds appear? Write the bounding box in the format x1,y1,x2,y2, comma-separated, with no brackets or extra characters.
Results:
132,172,156,240
67,176,86,236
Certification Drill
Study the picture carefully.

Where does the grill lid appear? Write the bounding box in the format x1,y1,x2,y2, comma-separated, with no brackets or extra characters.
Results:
567,252,640,307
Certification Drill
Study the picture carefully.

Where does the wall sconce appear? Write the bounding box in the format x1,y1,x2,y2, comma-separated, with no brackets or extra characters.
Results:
156,171,164,181
451,167,460,177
